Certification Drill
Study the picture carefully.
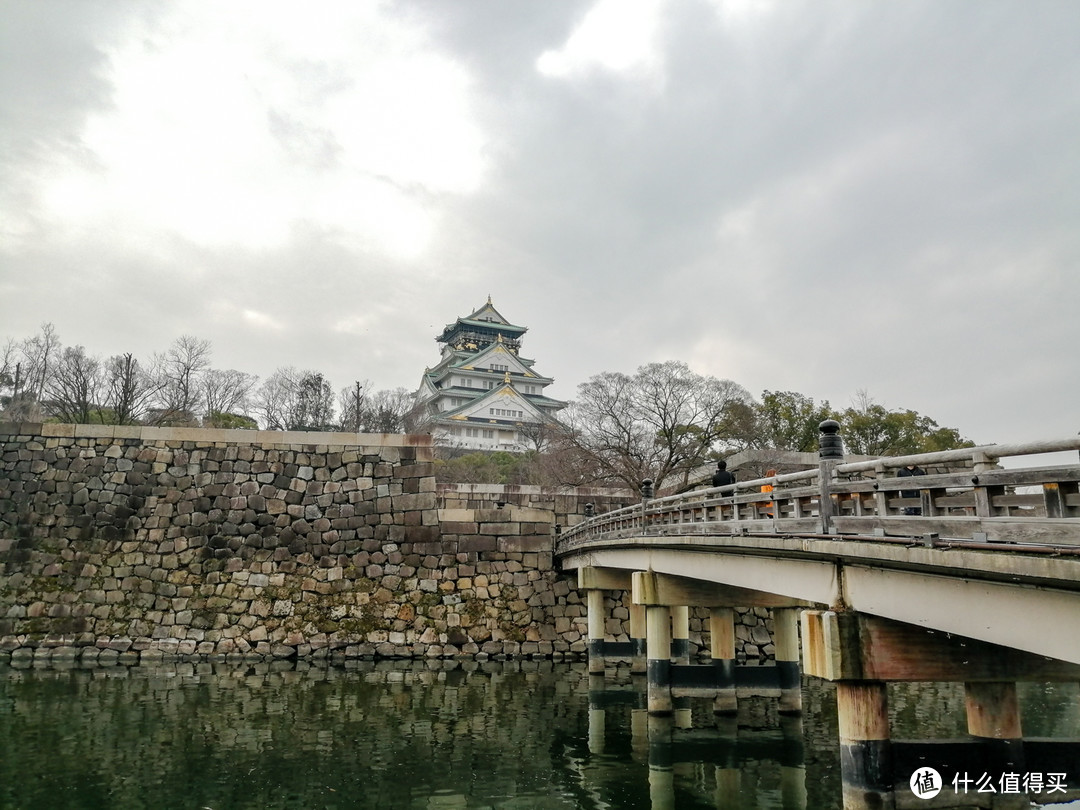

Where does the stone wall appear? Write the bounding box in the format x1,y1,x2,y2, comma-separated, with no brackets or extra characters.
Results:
436,482,636,529
0,423,774,665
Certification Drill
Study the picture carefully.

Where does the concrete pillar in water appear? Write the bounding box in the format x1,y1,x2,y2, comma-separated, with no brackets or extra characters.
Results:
630,603,647,675
710,607,737,714
837,681,893,810
670,603,692,727
587,589,606,675
588,673,607,755
647,714,675,810
647,604,673,715
774,607,802,715
779,715,808,810
965,681,1026,807
671,605,690,663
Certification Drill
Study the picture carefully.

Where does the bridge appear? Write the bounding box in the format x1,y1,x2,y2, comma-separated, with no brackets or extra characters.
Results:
555,421,1080,809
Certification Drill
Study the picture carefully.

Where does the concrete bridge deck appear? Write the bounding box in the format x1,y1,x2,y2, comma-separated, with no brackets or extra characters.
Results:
556,427,1080,665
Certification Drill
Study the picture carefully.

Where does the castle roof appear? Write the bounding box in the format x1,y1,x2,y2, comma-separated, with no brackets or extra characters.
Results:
436,297,527,345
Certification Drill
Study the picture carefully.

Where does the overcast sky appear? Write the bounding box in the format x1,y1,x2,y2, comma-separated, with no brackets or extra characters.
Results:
2,0,1077,446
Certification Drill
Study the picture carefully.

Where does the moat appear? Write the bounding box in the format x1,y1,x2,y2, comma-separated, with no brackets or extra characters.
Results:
2,661,1078,810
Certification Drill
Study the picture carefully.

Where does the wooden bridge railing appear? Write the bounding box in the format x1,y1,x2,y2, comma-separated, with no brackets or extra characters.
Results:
556,425,1080,553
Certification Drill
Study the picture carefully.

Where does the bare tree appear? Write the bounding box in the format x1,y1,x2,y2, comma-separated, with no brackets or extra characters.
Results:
20,323,61,401
338,380,370,433
202,368,258,426
1,325,61,421
357,387,412,433
0,338,18,405
338,383,411,433
104,352,161,425
43,345,104,424
255,367,335,431
254,367,297,430
516,415,564,453
152,335,211,425
566,361,753,492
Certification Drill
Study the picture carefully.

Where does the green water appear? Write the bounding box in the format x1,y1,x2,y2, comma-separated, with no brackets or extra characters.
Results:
0,661,1077,809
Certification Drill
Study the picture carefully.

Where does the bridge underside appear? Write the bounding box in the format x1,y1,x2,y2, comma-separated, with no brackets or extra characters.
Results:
559,533,1080,667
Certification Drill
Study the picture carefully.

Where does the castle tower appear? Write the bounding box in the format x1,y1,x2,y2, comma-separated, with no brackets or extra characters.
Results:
411,298,566,451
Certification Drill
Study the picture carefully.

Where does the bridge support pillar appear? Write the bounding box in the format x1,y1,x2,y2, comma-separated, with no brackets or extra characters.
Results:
774,608,802,715
710,607,737,714
670,606,694,724
588,675,606,755
630,603,647,674
647,715,675,810
671,605,690,663
579,567,636,675
587,588,606,675
646,604,673,715
965,681,1026,785
837,681,894,810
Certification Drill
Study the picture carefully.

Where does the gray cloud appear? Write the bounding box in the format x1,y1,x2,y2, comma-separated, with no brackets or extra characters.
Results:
2,0,1078,446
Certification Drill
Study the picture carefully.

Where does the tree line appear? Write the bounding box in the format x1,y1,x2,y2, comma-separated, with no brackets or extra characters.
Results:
438,361,973,491
0,324,412,432
1,327,972,491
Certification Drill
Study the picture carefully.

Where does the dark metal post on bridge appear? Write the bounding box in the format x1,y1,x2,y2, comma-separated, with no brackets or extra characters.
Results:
818,419,843,535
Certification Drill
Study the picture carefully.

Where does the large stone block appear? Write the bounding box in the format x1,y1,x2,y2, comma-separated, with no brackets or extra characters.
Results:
404,525,439,544
497,536,552,554
458,536,497,553
478,522,519,536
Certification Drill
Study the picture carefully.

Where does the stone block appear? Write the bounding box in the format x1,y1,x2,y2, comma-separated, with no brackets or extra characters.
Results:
478,522,519,536
497,536,552,554
458,536,497,553
404,525,439,543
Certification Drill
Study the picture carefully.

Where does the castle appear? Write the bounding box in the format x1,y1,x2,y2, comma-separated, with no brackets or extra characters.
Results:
411,298,566,451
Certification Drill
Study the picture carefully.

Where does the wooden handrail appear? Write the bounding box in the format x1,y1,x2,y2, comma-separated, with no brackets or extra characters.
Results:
558,435,1080,552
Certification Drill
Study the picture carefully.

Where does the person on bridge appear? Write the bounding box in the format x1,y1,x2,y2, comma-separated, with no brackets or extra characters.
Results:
897,463,926,515
711,460,735,488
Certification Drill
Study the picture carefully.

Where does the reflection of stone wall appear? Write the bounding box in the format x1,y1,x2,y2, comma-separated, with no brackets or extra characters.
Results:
0,423,773,664
0,661,600,808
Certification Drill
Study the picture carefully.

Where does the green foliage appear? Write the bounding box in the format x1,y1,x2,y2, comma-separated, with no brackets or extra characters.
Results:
753,390,835,452
435,450,539,484
839,402,974,456
740,389,972,457
204,411,258,429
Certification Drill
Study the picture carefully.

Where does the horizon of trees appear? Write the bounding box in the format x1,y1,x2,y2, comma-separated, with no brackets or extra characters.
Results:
0,324,411,433
1,326,976,491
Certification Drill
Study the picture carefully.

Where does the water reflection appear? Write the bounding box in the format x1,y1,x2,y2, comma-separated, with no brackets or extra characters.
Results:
0,661,1077,810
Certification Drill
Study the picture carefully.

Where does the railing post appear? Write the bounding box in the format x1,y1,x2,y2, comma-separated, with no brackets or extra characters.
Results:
641,479,654,532
818,420,844,535
972,451,1000,518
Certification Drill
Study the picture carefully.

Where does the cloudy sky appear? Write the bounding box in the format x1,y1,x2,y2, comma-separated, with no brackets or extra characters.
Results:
2,0,1078,446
